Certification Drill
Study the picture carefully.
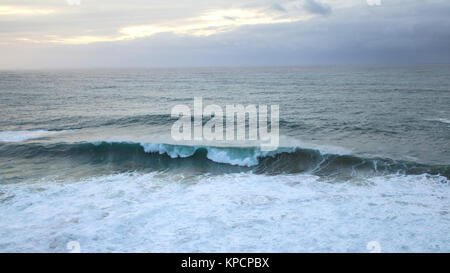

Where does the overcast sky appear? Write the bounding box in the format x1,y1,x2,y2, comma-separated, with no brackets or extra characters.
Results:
1,0,449,69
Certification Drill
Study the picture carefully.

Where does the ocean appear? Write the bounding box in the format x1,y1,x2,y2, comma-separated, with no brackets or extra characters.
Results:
0,66,449,252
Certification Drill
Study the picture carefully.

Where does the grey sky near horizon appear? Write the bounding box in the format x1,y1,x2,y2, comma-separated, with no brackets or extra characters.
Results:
1,0,450,69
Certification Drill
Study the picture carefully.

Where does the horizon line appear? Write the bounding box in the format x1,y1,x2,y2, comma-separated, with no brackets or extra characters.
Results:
2,63,450,71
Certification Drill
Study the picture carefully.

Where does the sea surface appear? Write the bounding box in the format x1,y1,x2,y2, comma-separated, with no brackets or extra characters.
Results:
0,66,449,252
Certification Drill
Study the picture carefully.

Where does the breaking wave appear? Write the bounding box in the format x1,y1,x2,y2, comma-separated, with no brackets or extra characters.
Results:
1,141,448,179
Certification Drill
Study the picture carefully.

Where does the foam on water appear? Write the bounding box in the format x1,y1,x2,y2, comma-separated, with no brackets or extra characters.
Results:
0,130,54,142
435,118,450,124
0,172,448,252
425,118,450,124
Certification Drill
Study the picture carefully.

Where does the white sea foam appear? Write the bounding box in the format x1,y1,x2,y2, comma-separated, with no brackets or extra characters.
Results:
437,118,450,124
425,118,450,124
0,130,55,142
0,172,448,252
204,147,259,166
141,143,197,158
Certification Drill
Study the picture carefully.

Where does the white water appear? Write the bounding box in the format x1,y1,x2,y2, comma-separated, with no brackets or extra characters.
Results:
0,172,448,252
425,118,450,124
0,130,53,142
436,118,450,124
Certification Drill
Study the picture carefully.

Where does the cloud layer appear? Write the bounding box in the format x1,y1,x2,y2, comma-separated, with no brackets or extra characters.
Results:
303,0,332,16
1,0,450,68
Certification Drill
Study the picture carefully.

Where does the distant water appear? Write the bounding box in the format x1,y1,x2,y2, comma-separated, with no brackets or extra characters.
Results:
0,66,449,252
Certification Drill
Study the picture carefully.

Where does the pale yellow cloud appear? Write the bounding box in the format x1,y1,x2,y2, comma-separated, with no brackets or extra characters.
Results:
120,8,309,39
119,25,170,40
51,36,122,44
19,8,313,45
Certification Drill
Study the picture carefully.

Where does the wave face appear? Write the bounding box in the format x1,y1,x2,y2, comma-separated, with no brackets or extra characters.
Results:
1,141,448,180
